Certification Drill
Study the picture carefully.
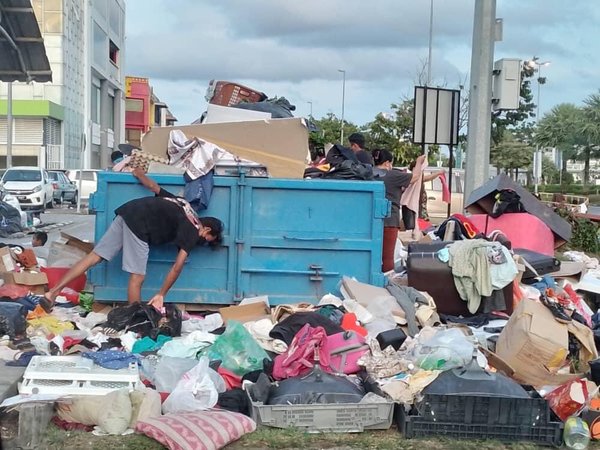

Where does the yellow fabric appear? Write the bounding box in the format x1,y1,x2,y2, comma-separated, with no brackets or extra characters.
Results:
28,316,74,336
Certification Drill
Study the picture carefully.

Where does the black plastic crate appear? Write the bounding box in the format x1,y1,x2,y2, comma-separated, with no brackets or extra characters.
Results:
396,406,563,447
415,394,552,426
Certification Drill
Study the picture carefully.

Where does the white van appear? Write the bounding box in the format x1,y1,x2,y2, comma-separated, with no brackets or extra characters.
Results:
65,169,99,202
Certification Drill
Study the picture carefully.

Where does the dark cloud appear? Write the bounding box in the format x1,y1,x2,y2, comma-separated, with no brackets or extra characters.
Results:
125,0,600,125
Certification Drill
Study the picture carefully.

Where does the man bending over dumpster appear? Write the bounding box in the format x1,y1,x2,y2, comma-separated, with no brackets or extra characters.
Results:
41,168,223,311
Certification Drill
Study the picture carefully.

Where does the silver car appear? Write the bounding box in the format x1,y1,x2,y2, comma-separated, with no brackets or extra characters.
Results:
48,171,78,205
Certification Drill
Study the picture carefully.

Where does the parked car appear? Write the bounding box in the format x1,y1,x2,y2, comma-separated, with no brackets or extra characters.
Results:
0,167,54,211
424,168,465,223
48,170,78,205
65,169,99,202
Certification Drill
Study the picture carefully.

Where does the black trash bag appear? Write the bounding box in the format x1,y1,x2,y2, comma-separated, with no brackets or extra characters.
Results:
491,189,524,218
149,303,182,339
0,201,22,237
104,303,162,337
0,302,28,337
266,365,365,405
323,159,373,180
233,97,295,118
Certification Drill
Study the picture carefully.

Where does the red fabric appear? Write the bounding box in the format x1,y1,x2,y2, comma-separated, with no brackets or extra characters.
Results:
217,366,242,390
382,226,399,272
0,284,30,299
468,213,555,255
272,324,331,380
564,283,592,327
51,416,94,432
451,213,481,238
340,313,368,337
439,172,451,203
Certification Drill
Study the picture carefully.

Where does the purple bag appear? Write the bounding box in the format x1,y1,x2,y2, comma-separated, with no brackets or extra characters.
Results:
325,331,369,375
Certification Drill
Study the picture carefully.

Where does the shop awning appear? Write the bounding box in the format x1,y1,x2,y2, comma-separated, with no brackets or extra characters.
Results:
0,0,52,82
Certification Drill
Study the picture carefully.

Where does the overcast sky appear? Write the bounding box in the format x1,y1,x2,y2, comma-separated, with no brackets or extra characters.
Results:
124,0,600,127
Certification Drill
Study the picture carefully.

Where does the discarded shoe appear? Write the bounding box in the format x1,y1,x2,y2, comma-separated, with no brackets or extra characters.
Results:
540,295,572,324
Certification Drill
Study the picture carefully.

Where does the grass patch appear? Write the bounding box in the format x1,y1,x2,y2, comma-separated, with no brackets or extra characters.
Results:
44,424,165,450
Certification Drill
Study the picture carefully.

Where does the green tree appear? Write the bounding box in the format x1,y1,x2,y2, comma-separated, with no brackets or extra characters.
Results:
490,130,534,179
535,103,586,183
541,155,559,184
311,113,359,146
365,100,423,165
581,92,600,184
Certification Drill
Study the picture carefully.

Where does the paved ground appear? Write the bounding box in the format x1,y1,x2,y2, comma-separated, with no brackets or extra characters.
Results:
2,205,95,248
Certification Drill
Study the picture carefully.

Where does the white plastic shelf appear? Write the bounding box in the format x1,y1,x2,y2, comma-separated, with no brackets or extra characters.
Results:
19,355,142,396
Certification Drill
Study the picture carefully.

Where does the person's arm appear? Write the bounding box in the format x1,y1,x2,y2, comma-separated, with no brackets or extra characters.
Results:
422,171,443,182
409,155,427,184
148,248,188,309
132,167,160,194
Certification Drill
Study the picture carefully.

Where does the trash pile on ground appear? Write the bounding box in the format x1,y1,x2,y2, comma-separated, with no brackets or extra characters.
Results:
4,112,600,449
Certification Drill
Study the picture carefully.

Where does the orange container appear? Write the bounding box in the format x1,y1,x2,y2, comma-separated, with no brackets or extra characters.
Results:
207,80,266,107
40,267,87,292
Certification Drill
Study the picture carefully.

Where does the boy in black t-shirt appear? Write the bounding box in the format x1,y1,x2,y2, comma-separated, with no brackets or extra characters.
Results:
42,168,223,311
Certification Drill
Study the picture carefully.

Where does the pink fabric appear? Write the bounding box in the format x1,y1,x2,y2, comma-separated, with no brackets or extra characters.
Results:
400,168,423,214
272,324,331,380
439,173,451,203
468,213,555,255
136,410,256,450
324,331,369,375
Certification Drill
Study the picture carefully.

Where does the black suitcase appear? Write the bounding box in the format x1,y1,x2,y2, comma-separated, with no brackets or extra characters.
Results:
513,248,560,279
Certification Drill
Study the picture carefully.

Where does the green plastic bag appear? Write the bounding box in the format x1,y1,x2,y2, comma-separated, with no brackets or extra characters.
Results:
203,320,269,376
79,292,94,312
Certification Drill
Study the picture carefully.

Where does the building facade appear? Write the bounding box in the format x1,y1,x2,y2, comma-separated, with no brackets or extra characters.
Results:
125,76,176,149
0,0,125,170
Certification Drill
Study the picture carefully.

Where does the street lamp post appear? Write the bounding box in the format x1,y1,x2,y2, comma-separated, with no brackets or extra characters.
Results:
338,69,346,144
526,57,550,195
307,101,313,118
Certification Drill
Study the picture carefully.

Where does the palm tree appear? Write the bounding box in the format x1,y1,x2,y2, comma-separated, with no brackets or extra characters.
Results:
581,92,600,184
535,103,586,183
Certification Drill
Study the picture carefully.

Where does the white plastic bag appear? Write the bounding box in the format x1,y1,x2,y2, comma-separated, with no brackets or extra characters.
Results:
153,356,199,393
162,357,226,414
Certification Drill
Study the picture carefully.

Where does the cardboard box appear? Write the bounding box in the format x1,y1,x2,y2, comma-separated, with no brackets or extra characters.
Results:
2,271,48,295
0,247,15,272
60,233,94,254
219,302,271,324
496,298,598,386
141,118,310,179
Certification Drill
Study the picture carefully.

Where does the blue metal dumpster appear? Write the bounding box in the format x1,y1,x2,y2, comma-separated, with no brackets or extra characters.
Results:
89,171,388,305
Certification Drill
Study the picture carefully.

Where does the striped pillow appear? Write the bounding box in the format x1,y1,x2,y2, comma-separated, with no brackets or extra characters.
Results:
135,409,256,450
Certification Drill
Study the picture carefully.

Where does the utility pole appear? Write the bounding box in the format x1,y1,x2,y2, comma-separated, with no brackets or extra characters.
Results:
6,82,13,168
463,0,497,203
338,69,346,144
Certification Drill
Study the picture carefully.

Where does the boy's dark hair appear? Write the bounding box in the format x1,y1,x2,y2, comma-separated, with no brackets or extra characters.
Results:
372,148,394,166
33,231,48,246
200,217,224,248
348,132,366,148
111,150,124,163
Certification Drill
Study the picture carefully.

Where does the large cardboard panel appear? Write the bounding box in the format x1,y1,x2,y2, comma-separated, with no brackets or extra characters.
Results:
496,298,597,386
141,118,310,179
219,302,271,324
465,173,572,245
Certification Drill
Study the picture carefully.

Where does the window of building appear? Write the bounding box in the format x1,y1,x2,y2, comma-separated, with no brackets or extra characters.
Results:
93,22,106,68
125,99,143,112
109,40,119,66
109,0,121,35
107,94,115,130
91,85,101,123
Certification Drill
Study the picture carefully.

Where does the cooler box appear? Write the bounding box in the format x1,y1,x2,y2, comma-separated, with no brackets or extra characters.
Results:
89,171,389,305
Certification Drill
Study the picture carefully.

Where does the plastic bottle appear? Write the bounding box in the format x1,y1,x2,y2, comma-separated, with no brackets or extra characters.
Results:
564,416,590,450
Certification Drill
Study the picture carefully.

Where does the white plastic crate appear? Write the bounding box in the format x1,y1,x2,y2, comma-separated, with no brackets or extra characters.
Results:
19,356,142,396
250,398,394,433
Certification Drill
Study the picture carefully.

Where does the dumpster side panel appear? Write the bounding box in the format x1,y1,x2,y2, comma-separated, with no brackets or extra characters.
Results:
90,172,386,304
